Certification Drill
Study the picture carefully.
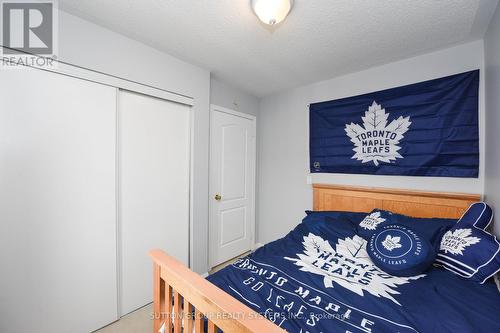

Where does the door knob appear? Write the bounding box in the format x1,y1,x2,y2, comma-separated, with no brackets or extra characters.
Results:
214,194,222,201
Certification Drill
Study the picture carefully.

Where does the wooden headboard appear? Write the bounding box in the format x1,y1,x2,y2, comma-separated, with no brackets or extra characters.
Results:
313,184,481,219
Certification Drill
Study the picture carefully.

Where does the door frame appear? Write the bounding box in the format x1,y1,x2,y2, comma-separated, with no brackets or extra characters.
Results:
208,104,257,269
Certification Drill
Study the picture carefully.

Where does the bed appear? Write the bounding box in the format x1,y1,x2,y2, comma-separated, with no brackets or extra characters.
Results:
149,184,500,332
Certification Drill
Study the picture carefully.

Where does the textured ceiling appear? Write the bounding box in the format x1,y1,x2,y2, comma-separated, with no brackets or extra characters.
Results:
59,0,498,97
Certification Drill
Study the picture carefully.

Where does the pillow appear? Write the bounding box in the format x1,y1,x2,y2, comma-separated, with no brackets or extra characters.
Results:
368,224,436,277
290,213,360,246
303,210,367,228
455,202,493,229
436,202,500,283
304,210,366,220
356,209,455,249
357,210,392,240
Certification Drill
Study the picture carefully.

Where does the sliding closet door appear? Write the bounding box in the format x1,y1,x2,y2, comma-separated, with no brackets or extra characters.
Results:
118,90,190,315
0,68,118,333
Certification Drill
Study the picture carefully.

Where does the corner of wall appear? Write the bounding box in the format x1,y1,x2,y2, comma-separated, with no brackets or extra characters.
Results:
483,2,500,236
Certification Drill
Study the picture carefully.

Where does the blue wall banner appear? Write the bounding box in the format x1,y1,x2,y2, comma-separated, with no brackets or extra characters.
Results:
309,70,480,177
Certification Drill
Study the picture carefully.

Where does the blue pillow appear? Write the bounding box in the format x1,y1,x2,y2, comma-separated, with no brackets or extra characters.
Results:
368,224,436,277
301,211,362,233
455,201,493,229
303,210,367,228
357,210,392,239
304,210,366,220
356,209,455,249
436,202,500,283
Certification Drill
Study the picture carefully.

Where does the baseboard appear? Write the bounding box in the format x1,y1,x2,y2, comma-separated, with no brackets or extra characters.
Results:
200,272,209,278
252,243,264,251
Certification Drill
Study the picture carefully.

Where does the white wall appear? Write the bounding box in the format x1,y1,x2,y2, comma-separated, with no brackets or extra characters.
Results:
485,3,500,237
58,11,211,274
210,77,260,117
258,41,486,244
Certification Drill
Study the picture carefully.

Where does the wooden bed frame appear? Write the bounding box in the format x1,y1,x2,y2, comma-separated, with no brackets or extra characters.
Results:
149,184,480,333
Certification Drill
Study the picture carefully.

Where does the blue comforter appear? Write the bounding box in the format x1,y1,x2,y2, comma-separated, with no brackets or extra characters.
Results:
207,212,500,333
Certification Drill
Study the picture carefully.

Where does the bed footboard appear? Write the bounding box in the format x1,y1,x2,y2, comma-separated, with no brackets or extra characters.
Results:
149,250,285,333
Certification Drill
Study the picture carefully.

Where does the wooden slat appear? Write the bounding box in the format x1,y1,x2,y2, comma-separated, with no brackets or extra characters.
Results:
174,291,182,333
312,184,480,219
153,263,161,333
165,284,173,333
160,278,166,331
195,309,204,333
185,301,194,333
208,321,216,333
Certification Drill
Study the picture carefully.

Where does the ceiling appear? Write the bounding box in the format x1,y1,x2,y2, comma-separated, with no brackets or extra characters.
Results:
59,0,498,97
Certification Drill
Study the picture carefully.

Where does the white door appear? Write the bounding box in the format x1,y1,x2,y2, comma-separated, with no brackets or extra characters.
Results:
209,105,256,268
0,67,118,333
118,90,190,315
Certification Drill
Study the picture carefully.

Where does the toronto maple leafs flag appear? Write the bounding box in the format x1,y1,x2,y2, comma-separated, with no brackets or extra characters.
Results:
309,70,480,177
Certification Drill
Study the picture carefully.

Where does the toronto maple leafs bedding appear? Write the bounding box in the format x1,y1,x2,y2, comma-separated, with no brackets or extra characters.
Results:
207,211,500,333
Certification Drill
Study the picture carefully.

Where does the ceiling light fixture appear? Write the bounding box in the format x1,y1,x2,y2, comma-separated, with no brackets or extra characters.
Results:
251,0,293,25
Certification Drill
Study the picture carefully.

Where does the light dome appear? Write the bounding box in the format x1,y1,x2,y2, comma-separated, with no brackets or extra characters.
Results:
251,0,293,25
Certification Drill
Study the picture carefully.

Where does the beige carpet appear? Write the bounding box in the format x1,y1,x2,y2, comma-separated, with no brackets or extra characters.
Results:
94,304,152,333
209,251,250,274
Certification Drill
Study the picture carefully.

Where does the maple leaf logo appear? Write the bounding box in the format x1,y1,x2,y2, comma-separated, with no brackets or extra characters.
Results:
285,233,423,305
345,101,411,166
359,211,386,231
440,228,481,256
381,235,402,251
